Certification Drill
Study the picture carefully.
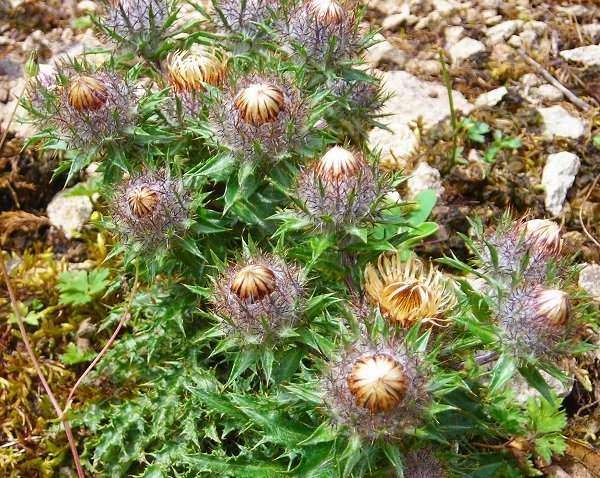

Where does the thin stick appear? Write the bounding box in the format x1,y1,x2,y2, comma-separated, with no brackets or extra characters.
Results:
1,253,85,478
578,173,600,250
439,50,459,165
65,263,140,408
517,48,593,112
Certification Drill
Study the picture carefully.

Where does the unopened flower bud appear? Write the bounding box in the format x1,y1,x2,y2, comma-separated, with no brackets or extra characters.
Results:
315,146,360,182
523,219,562,255
533,289,570,328
234,82,285,126
231,264,276,302
307,0,346,24
68,76,109,111
127,186,160,218
167,50,225,92
347,354,408,412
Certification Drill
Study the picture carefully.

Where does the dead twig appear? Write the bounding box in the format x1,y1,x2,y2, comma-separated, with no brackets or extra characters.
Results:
517,48,594,112
1,251,86,478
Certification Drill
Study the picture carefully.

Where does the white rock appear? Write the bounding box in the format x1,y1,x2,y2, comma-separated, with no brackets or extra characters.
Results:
407,163,445,199
560,45,600,67
475,86,508,108
531,84,563,103
507,35,524,48
523,20,547,35
47,187,94,239
444,25,465,44
539,105,586,140
541,152,581,216
556,5,589,17
579,264,600,301
381,3,411,30
481,0,500,8
369,122,419,171
77,0,97,12
582,24,600,38
378,70,473,130
521,73,543,87
448,37,486,64
482,12,502,26
486,20,522,42
518,29,537,46
432,0,462,15
365,35,408,68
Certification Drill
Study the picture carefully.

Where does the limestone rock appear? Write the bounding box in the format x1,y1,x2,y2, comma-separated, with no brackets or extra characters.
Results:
560,45,600,67
538,105,586,140
47,187,95,239
365,35,408,68
541,152,581,216
378,70,473,131
486,20,522,43
530,84,564,103
448,37,486,64
475,86,507,108
407,163,445,199
579,264,600,301
369,122,419,171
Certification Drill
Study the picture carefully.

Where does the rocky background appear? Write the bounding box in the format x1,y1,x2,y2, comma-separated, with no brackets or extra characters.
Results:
0,0,599,475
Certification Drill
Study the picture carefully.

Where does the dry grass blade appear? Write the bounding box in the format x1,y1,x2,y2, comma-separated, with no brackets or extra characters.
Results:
0,211,49,245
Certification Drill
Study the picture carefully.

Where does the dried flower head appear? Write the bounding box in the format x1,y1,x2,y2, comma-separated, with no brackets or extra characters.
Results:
282,0,360,62
298,146,380,226
166,50,226,93
402,449,448,478
213,0,275,39
522,219,562,255
497,286,572,356
213,255,304,340
110,170,190,248
68,76,109,111
28,67,135,148
365,254,456,328
212,74,308,160
330,69,385,111
324,340,428,437
102,0,171,46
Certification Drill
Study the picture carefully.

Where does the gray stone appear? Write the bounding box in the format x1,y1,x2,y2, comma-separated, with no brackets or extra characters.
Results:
556,5,590,17
448,37,486,64
486,20,522,43
369,122,419,171
407,163,445,199
582,24,600,38
46,187,94,239
482,10,502,26
432,0,464,16
381,3,411,30
365,35,408,68
475,86,508,108
539,105,586,140
560,45,600,67
521,73,543,87
541,152,581,216
378,70,473,130
444,25,465,44
531,84,564,103
579,264,600,301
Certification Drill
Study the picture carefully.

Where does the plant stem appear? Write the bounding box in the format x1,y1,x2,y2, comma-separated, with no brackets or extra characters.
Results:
439,50,458,166
1,252,86,478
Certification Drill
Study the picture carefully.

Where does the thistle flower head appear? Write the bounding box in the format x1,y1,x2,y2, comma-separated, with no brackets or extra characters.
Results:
307,0,346,24
166,50,226,93
212,74,308,160
347,353,408,412
365,254,456,328
110,170,190,248
497,286,572,356
234,82,285,126
68,76,109,111
213,0,275,39
282,0,360,63
213,255,304,340
402,449,449,478
522,219,562,255
31,67,135,148
324,340,428,437
298,146,380,226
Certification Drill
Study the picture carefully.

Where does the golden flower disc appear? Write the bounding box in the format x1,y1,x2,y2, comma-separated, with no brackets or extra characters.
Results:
307,0,346,24
234,82,285,126
523,219,562,255
68,76,109,111
127,186,160,218
379,279,431,324
231,264,277,301
315,146,360,181
167,50,225,92
533,289,570,328
347,354,408,412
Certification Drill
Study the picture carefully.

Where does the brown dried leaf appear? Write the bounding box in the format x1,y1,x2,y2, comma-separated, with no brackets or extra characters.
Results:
0,211,48,245
555,438,600,478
